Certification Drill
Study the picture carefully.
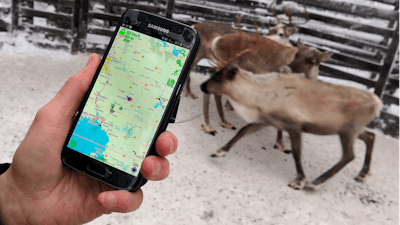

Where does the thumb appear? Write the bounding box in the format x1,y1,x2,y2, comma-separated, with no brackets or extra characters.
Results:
98,190,144,213
47,53,101,122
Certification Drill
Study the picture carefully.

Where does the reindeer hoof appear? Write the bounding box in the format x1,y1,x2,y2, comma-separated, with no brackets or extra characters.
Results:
354,172,371,183
304,182,324,192
185,92,198,99
288,179,305,190
219,121,235,130
274,143,291,154
202,121,217,135
211,150,227,157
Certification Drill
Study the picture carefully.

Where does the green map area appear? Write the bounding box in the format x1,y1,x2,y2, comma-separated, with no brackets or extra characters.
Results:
68,27,189,176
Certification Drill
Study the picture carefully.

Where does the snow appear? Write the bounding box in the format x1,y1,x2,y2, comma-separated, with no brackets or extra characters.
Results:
0,32,71,59
0,52,398,225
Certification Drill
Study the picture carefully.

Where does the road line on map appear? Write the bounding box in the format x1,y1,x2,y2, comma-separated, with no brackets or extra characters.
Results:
111,71,171,94
88,100,156,128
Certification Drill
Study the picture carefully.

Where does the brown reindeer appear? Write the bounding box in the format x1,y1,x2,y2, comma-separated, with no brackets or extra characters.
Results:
274,39,334,153
200,64,381,191
185,7,299,99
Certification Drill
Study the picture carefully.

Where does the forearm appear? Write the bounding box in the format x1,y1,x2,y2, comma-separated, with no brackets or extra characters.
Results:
0,165,29,225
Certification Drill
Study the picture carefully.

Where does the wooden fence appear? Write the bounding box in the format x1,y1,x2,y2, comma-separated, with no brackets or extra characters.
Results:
1,0,399,137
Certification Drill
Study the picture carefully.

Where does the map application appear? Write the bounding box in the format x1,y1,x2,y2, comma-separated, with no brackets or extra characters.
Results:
67,27,189,176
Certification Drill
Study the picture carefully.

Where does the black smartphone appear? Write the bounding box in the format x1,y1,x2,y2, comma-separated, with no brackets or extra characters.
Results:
61,9,200,192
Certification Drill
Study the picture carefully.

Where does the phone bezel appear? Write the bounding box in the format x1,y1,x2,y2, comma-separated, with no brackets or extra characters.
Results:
61,9,200,191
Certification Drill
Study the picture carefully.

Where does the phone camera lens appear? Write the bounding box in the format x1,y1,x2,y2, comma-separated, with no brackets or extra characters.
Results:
177,28,183,33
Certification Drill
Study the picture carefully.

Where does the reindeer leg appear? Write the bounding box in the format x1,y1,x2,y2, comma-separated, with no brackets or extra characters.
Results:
184,54,203,99
304,132,356,192
354,130,375,182
211,123,267,157
202,93,217,135
224,100,234,111
214,95,236,130
274,130,291,154
287,129,306,190
184,75,198,99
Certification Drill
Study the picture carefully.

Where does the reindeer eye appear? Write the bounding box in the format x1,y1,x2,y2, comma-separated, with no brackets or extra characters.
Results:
279,33,283,37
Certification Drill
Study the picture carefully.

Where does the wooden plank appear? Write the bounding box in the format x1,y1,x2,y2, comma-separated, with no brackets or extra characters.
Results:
319,64,376,87
21,1,33,24
88,12,120,23
11,0,18,32
24,0,74,7
173,2,272,26
0,18,10,31
388,78,399,88
375,32,399,97
297,26,388,52
273,6,396,37
25,24,70,38
292,40,382,72
165,0,175,19
88,27,113,37
90,0,165,15
372,0,397,5
291,0,399,21
20,7,72,21
383,94,399,105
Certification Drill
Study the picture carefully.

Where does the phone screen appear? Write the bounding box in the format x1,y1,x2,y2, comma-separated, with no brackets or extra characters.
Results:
67,27,189,177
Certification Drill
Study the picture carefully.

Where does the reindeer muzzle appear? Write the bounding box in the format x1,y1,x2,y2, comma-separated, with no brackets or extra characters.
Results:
200,82,209,94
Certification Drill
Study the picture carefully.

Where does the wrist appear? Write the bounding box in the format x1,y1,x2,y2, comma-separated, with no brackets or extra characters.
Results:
0,169,29,225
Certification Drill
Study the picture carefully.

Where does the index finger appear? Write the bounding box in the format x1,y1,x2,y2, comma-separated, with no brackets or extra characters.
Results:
154,131,178,157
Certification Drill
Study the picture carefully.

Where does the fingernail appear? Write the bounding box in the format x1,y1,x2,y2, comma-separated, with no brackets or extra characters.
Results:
102,193,117,209
86,55,93,67
169,137,175,154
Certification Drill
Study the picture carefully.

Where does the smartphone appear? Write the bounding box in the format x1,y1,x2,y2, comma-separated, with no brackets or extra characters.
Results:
61,9,200,192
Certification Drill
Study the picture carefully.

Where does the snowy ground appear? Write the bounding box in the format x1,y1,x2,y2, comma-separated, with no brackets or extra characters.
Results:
0,46,399,225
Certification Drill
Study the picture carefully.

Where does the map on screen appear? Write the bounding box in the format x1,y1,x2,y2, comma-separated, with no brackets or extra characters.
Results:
67,27,189,176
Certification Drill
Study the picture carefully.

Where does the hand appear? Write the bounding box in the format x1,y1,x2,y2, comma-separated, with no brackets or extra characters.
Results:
0,54,178,225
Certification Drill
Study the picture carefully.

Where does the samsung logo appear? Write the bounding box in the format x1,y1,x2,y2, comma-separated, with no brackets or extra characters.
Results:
148,24,169,34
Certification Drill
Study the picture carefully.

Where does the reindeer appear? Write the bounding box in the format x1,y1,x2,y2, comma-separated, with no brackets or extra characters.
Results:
200,64,381,191
185,6,299,99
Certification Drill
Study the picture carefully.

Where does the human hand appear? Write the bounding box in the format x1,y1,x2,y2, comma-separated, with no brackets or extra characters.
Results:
0,54,178,225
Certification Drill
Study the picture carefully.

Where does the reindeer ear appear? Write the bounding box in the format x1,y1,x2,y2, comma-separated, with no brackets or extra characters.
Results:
226,65,238,80
320,51,334,62
297,39,305,48
285,27,298,36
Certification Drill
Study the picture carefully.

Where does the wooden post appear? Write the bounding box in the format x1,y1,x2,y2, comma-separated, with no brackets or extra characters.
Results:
21,0,33,25
374,25,399,99
72,0,89,54
165,0,175,19
11,0,19,32
276,0,283,5
79,0,89,52
71,0,81,54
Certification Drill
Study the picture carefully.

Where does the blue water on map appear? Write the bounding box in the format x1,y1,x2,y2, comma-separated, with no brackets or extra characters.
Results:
160,40,167,47
68,116,109,161
172,47,181,57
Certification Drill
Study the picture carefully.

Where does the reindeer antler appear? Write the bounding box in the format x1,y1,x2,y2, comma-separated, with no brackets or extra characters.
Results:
269,2,309,27
284,5,310,27
210,46,255,71
269,2,282,25
253,19,260,35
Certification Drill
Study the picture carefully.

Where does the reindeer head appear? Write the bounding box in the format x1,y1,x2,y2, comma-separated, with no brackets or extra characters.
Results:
201,65,239,95
290,40,334,80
